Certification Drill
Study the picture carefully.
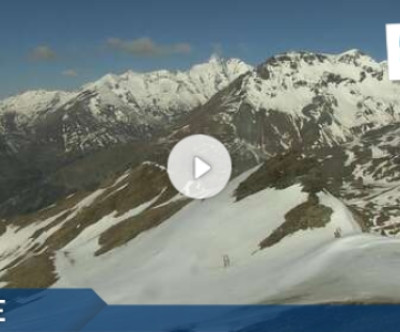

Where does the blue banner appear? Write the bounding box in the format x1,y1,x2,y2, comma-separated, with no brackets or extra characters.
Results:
0,289,400,331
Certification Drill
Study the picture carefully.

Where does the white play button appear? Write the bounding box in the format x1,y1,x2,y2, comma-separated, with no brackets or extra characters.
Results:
167,135,232,199
193,156,211,179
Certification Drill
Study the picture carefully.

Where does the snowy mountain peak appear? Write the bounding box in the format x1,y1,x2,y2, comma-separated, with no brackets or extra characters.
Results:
257,49,379,71
336,49,378,67
0,89,76,117
338,48,365,56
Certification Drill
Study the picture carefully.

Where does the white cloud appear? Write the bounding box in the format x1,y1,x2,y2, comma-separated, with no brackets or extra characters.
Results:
29,45,57,61
211,43,223,56
106,37,192,57
61,69,78,77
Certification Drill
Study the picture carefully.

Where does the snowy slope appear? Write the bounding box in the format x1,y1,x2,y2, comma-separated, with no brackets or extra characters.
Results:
0,156,400,304
50,170,366,304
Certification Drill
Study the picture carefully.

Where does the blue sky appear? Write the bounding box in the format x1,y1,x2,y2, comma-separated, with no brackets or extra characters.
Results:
0,0,399,98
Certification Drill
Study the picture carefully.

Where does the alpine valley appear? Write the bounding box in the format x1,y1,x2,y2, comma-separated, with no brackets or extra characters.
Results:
2,50,400,306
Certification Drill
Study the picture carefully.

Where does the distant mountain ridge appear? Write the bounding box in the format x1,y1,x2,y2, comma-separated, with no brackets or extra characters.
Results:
0,56,251,153
0,56,251,215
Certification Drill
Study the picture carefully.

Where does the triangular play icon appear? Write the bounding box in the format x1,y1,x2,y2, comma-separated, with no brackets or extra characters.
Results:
193,156,211,179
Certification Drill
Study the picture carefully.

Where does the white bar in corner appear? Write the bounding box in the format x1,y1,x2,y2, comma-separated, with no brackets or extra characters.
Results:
386,24,400,81
0,300,4,323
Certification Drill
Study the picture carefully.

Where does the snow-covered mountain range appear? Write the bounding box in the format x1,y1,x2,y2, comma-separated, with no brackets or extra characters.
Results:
2,50,400,305
171,50,400,170
0,56,251,152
